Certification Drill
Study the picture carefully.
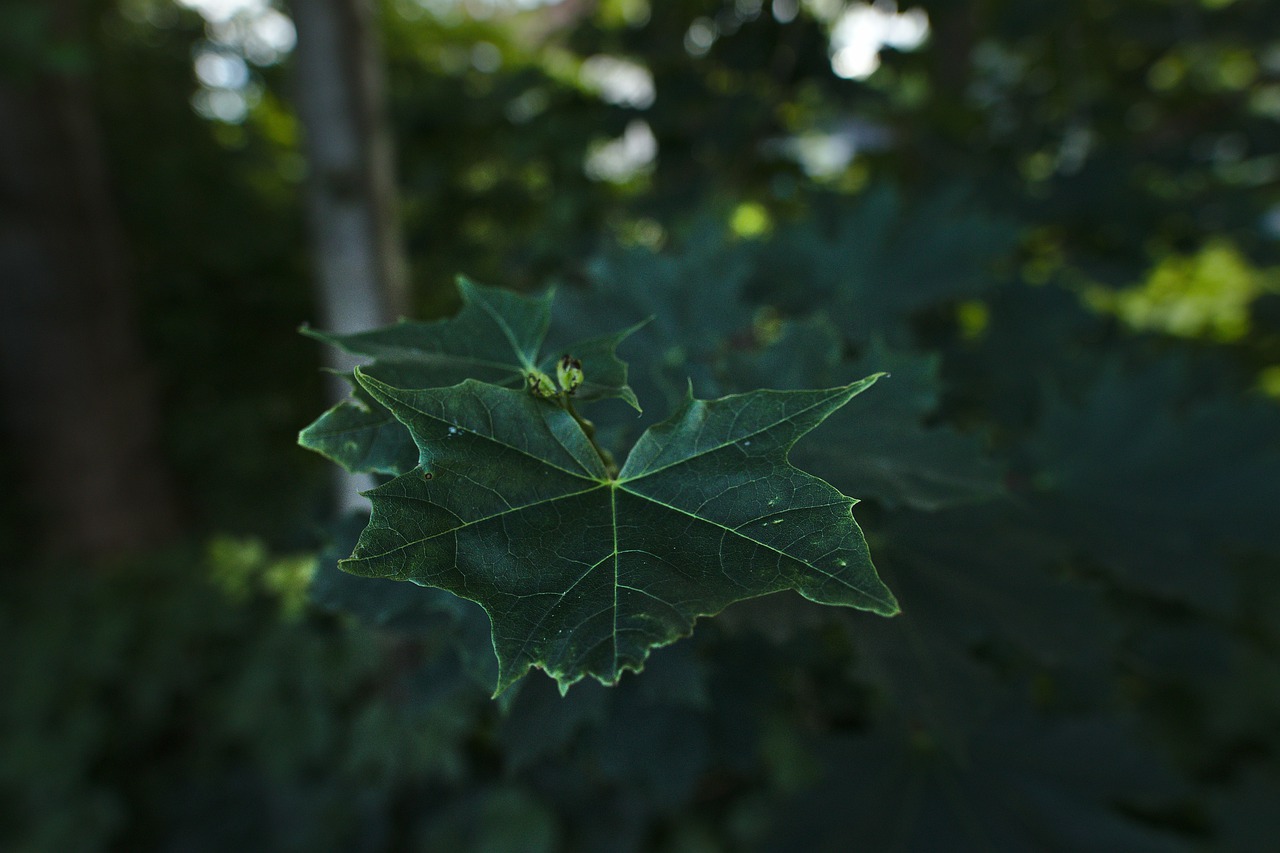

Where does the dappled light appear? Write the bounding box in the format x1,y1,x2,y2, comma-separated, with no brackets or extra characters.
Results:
179,0,295,122
579,54,656,109
584,119,658,183
829,2,929,80
1089,240,1278,343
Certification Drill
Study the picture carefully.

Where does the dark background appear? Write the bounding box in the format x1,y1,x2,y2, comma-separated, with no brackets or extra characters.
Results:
2,0,1279,850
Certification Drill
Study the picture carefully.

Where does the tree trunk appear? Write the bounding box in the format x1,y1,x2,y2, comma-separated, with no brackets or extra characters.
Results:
290,0,409,515
0,2,179,560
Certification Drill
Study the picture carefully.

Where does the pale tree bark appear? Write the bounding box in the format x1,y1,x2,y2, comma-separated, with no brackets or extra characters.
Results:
290,0,409,515
0,1,179,560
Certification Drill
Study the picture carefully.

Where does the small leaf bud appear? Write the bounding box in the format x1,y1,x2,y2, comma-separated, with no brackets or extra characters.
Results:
527,370,557,399
556,355,584,395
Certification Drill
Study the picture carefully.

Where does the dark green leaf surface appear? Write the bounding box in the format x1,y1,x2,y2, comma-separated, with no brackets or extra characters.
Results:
558,239,1003,510
299,277,639,474
499,645,714,808
769,713,1190,853
343,372,898,693
1026,362,1280,610
750,186,1020,343
728,317,1002,510
845,504,1119,751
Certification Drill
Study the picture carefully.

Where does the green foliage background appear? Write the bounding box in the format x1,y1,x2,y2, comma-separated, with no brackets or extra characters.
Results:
4,0,1280,850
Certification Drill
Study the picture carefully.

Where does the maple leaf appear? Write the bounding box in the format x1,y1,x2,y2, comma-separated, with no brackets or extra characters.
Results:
341,372,898,694
299,276,639,475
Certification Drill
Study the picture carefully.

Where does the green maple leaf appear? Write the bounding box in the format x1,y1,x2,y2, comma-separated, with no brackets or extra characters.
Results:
299,276,640,475
342,372,899,694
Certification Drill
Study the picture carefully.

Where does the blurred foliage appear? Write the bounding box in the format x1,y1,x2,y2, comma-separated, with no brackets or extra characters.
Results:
4,0,1280,849
1088,239,1279,342
0,542,482,852
91,0,327,540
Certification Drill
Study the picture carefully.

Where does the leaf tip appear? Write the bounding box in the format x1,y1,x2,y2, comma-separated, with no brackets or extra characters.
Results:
835,372,888,403
492,658,535,698
627,315,656,336
349,366,401,412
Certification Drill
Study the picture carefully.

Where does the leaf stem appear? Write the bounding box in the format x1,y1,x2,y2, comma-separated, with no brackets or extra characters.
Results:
561,393,618,479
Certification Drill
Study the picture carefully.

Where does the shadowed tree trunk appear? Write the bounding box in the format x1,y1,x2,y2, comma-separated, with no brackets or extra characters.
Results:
290,0,409,515
0,1,179,560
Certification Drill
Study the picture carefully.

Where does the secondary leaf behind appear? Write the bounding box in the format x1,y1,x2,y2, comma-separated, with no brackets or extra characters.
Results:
300,277,639,474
